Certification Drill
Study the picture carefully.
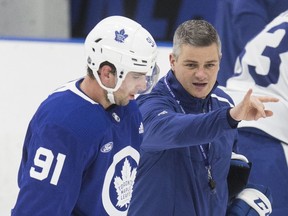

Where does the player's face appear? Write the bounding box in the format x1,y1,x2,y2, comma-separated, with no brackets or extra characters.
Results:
170,43,220,99
113,72,147,106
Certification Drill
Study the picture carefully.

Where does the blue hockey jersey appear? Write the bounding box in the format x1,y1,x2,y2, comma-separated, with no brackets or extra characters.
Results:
128,71,239,216
12,78,143,216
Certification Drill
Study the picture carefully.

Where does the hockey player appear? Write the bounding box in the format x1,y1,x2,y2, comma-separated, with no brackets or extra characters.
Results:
224,10,288,215
11,16,159,215
127,19,277,216
214,0,288,86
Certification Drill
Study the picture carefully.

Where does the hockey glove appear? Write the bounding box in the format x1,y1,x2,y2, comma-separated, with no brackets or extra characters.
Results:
227,152,252,201
226,183,272,216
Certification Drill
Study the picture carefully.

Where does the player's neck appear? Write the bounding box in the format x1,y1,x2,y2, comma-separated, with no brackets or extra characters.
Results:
80,76,112,109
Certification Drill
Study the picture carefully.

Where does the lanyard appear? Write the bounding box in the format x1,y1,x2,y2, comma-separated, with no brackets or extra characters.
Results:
199,145,216,190
164,75,216,190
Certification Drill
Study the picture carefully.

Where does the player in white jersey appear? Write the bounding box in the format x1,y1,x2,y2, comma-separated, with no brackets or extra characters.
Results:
214,0,288,86
223,10,288,216
11,16,159,215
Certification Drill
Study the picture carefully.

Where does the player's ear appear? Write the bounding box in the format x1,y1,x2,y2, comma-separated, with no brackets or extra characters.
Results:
98,65,116,87
99,65,113,77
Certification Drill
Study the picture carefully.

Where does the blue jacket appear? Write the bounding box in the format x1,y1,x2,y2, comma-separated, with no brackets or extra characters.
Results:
128,71,239,216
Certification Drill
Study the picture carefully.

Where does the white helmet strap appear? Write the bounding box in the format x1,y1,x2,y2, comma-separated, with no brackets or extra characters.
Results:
107,90,116,104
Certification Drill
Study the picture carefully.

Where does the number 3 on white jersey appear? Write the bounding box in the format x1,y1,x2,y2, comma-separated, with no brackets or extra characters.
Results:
30,147,66,185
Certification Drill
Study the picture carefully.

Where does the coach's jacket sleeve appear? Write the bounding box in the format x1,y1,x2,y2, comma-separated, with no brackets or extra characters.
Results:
137,94,235,151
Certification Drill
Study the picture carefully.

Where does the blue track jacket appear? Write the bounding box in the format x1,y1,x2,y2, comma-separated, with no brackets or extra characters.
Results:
128,71,239,216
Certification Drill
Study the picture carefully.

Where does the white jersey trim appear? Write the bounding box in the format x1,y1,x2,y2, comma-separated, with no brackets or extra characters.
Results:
53,78,98,105
211,93,234,107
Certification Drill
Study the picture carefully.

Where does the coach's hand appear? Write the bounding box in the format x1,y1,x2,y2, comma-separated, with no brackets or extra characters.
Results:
229,89,279,121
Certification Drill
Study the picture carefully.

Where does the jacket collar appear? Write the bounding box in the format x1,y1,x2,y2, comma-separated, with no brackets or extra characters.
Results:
162,70,218,112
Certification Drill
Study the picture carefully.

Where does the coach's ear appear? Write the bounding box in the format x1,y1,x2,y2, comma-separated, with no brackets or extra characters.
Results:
169,53,176,71
226,184,272,216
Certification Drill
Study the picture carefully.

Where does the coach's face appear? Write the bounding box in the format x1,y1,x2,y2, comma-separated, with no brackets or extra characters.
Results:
170,43,220,99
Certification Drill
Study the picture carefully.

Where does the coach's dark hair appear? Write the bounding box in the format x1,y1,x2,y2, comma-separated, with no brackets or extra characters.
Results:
172,19,222,60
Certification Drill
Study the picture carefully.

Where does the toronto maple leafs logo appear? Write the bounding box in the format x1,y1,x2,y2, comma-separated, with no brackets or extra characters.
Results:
115,29,128,43
102,146,140,215
114,158,137,208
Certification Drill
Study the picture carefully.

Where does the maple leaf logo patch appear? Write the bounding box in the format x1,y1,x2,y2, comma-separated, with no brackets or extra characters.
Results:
114,158,137,208
115,29,128,43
